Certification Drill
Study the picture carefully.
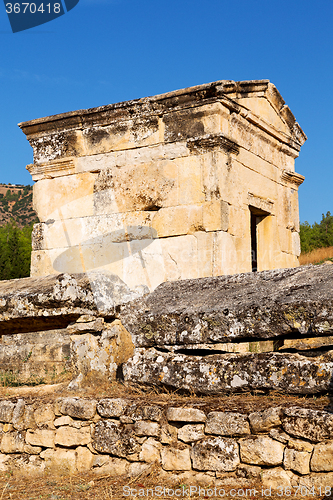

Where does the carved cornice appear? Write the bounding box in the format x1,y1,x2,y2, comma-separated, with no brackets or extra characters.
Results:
281,170,305,187
26,158,75,181
187,133,239,155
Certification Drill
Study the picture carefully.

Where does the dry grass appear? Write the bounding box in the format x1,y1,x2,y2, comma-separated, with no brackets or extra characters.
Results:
299,246,333,265
0,469,330,500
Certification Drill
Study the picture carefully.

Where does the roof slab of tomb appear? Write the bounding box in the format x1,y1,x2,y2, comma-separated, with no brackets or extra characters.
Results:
19,80,307,177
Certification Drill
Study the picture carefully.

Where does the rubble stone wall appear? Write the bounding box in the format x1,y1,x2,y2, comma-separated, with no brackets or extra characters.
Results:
0,397,331,489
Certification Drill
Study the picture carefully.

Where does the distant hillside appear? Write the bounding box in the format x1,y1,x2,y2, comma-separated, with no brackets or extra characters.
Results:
0,184,38,227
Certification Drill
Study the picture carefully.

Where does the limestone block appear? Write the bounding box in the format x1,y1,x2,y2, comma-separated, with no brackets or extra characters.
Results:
59,398,97,420
55,426,91,447
166,407,206,423
134,420,160,437
239,436,284,466
0,401,15,423
120,264,333,347
311,441,333,471
76,446,94,472
228,205,249,238
33,173,96,222
151,205,203,238
292,231,301,257
129,405,163,422
278,225,293,254
261,467,293,489
92,420,140,457
298,472,333,488
92,456,129,476
11,400,25,431
178,424,205,443
123,347,333,395
34,405,55,429
54,416,73,427
41,448,76,474
161,447,191,471
287,438,313,453
24,444,42,455
191,437,239,472
161,234,199,282
213,230,251,276
283,407,333,442
284,448,310,475
26,429,55,448
205,412,250,436
202,200,229,232
0,431,25,453
176,156,204,205
139,437,162,463
160,424,178,445
93,161,178,215
193,231,214,278
249,407,282,433
97,398,128,418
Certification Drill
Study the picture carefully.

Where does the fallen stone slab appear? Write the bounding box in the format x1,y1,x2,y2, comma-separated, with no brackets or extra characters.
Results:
0,271,146,334
119,264,333,347
123,348,333,395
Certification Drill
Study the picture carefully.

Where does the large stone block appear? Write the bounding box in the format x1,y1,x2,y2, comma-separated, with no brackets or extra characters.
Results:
284,448,310,475
191,437,239,472
59,398,97,420
239,436,284,465
249,407,282,433
161,447,191,471
178,424,205,443
205,412,250,436
26,429,55,448
123,348,333,395
55,426,91,447
92,420,140,457
311,441,333,472
166,407,206,423
283,408,333,442
120,264,333,347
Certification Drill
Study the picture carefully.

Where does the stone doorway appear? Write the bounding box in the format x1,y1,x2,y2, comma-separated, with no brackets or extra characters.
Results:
250,206,270,272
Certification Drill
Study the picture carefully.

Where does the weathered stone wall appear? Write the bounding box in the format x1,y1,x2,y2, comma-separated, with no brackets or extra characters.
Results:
20,80,306,291
0,397,331,489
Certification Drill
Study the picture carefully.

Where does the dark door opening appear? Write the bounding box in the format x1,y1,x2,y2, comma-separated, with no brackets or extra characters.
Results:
250,206,270,272
251,212,258,272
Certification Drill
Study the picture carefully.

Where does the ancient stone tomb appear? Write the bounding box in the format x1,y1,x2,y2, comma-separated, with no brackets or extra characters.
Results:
20,79,306,292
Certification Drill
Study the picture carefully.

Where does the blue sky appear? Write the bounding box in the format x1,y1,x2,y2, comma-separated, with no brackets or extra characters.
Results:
0,0,332,224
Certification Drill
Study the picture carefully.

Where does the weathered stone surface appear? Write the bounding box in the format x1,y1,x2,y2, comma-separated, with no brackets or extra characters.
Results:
161,447,191,471
311,441,333,471
0,431,25,453
76,446,94,472
166,407,206,422
239,436,284,465
55,426,91,447
261,467,293,488
139,437,162,463
92,420,140,457
59,398,97,420
34,405,55,429
284,448,310,475
178,424,205,443
269,428,290,443
54,416,73,427
249,407,282,433
287,438,313,453
0,272,146,335
97,398,128,418
283,407,333,442
41,448,76,474
191,437,239,472
0,401,15,423
205,412,250,436
123,348,333,394
134,420,160,437
120,265,333,347
26,429,55,448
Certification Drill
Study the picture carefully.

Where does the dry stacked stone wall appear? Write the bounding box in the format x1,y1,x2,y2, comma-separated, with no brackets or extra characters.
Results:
0,397,331,489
